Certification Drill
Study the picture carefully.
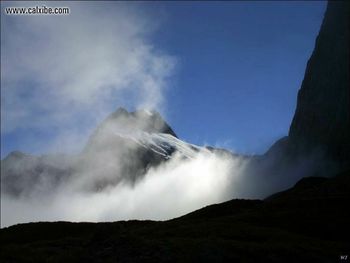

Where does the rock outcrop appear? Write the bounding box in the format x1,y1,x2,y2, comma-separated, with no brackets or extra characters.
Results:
288,1,349,168
241,2,350,198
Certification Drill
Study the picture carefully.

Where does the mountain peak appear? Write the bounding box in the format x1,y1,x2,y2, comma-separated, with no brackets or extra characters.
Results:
112,107,129,117
3,151,30,162
110,108,161,119
84,107,177,153
103,107,177,138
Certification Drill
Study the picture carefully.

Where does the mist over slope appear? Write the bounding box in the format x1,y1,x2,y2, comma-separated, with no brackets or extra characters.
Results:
1,108,247,227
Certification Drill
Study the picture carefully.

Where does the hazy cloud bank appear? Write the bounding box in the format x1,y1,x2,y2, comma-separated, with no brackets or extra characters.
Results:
1,150,247,227
1,1,175,153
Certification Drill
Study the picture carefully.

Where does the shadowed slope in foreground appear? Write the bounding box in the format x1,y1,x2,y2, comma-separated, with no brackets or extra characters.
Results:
1,170,349,263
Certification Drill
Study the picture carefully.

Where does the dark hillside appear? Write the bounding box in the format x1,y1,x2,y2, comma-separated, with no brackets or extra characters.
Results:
1,171,349,262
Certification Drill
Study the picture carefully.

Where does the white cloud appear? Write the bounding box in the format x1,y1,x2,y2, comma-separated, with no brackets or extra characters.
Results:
0,2,254,229
1,1,175,152
1,151,247,227
1,3,246,227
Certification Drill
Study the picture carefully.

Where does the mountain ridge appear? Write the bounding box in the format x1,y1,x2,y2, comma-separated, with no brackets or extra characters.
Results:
1,108,209,197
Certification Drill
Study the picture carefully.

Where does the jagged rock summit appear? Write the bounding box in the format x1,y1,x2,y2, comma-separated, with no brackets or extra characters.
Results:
104,107,177,137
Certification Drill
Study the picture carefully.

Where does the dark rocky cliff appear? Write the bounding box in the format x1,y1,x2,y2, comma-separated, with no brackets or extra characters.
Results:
242,2,350,198
288,1,349,168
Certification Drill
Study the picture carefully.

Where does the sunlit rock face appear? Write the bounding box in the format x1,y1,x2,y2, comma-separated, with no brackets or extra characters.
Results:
288,1,349,168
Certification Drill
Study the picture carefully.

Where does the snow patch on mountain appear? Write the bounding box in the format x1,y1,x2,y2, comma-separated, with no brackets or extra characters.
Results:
115,131,208,159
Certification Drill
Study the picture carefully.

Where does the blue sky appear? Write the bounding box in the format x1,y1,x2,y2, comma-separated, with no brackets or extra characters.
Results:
1,1,326,157
152,1,326,154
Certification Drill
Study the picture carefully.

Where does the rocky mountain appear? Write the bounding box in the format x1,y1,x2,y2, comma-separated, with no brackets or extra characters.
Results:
1,108,208,197
2,2,349,201
240,1,350,197
75,108,208,191
1,151,73,197
289,1,350,167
